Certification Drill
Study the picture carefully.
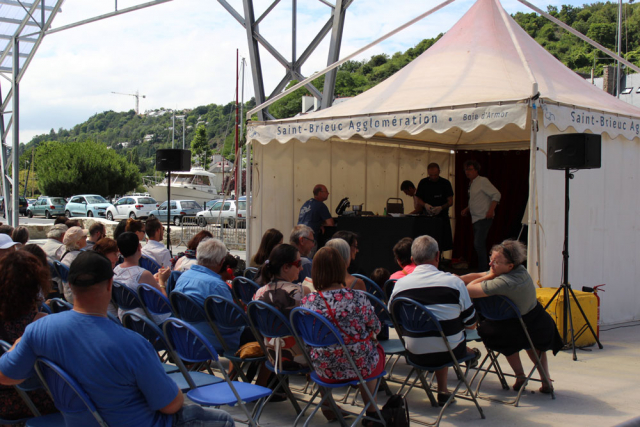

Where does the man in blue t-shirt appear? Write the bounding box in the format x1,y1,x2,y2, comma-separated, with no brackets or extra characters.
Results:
0,251,233,427
297,184,334,238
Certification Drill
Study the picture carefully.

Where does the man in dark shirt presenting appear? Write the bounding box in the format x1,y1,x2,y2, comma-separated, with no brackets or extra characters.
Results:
298,184,335,241
416,163,454,253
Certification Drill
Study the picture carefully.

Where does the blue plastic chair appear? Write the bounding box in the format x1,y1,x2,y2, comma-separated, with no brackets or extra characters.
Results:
138,283,174,320
139,255,161,275
49,298,73,314
231,276,261,306
165,270,183,295
121,312,222,390
290,307,387,427
390,297,485,427
383,279,397,301
246,300,310,414
363,292,405,380
111,281,143,313
204,295,266,383
38,302,52,314
353,274,386,302
34,358,108,427
53,261,69,283
163,318,272,427
169,291,207,322
243,267,259,281
472,295,555,405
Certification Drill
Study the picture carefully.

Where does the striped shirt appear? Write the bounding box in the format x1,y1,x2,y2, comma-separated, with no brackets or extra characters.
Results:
389,264,477,356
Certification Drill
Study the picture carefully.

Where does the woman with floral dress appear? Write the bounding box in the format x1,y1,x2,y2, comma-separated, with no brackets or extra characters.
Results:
301,246,385,426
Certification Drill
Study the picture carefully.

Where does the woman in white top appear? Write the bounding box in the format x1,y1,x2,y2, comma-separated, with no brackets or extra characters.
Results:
60,226,88,303
114,232,170,324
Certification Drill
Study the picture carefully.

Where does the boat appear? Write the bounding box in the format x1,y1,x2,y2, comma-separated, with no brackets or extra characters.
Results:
144,167,218,206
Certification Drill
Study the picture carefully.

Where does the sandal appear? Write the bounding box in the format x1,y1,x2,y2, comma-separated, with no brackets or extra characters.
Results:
437,392,456,407
512,375,527,392
539,379,554,394
321,405,351,422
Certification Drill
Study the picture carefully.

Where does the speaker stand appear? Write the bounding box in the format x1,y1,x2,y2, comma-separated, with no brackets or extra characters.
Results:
166,171,172,255
543,168,603,360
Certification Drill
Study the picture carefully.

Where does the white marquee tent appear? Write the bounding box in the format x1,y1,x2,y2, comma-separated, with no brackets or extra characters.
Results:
246,0,640,325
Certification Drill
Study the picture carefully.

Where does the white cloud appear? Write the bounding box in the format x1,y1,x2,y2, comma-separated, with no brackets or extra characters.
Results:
6,0,594,145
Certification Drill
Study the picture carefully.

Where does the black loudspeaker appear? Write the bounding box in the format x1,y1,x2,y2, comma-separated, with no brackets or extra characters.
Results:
156,149,191,172
547,134,601,170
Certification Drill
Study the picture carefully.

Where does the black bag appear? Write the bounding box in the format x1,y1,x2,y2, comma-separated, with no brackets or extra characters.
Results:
381,394,410,426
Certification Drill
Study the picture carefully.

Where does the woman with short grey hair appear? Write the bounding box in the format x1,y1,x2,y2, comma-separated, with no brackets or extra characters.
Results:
325,238,365,291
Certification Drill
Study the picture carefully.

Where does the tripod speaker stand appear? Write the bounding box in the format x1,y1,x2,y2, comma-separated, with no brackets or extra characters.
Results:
545,134,603,361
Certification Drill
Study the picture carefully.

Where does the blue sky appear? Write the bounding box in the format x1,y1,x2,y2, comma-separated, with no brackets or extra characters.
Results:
9,0,609,145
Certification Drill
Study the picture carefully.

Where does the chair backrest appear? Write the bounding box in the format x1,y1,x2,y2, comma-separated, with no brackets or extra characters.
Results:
204,295,249,330
363,292,396,329
473,295,521,321
54,261,69,282
243,267,259,281
163,317,219,363
169,291,207,322
47,259,60,281
290,307,343,348
122,311,169,352
111,281,143,311
138,283,173,318
39,302,52,314
165,270,183,295
383,279,397,301
247,300,294,339
389,297,443,336
50,298,73,313
34,358,108,427
139,255,161,275
353,273,386,302
231,276,261,305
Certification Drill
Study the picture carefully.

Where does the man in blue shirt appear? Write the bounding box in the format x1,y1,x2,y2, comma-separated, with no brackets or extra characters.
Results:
297,184,334,238
0,251,233,427
173,238,243,353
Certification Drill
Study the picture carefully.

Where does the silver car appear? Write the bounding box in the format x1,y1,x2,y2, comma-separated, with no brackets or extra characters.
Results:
65,195,111,218
106,196,159,221
27,196,67,218
196,198,247,228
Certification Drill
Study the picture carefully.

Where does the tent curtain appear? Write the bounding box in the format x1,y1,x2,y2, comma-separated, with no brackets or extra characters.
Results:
452,150,530,267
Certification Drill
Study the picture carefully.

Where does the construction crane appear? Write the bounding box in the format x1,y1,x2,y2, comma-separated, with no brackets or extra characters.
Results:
111,90,146,114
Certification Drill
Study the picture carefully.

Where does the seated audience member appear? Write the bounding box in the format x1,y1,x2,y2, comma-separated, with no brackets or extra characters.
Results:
332,230,361,274
0,251,234,427
390,237,417,280
301,247,385,425
53,216,67,225
11,226,29,246
325,238,365,291
113,219,129,240
370,268,390,290
60,227,89,302
0,224,14,236
142,218,171,268
86,222,106,250
390,235,478,405
114,232,169,323
289,224,315,283
174,230,213,272
0,234,19,259
65,219,82,229
22,244,48,269
461,240,562,393
42,224,68,261
250,228,283,268
173,238,250,354
253,244,309,370
125,218,146,244
93,237,120,269
220,253,238,284
0,250,57,421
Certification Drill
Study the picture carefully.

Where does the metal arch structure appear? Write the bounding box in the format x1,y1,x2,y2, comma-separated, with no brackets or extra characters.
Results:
0,0,172,226
218,0,352,121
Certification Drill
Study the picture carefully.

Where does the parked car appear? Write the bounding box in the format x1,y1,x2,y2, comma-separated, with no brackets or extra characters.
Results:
196,197,247,228
148,200,202,226
65,195,111,218
204,198,223,209
105,196,159,221
27,196,67,218
0,196,29,216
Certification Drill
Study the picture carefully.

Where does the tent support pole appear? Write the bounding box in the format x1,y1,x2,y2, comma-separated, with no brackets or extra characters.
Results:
527,97,538,282
246,141,252,260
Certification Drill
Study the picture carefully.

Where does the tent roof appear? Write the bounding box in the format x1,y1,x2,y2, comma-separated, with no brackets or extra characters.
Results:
248,0,640,145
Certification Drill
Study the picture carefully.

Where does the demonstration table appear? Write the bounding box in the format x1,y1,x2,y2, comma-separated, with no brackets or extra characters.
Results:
335,215,443,276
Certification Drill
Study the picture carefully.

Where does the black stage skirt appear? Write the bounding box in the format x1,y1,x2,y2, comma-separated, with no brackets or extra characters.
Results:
477,302,563,357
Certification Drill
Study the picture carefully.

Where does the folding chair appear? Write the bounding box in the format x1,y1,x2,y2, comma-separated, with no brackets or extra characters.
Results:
49,298,73,313
53,261,69,284
472,295,555,406
163,318,272,427
382,279,397,301
38,302,52,314
352,274,386,302
390,297,485,427
165,270,182,295
34,357,108,427
246,300,310,414
139,255,161,274
290,307,387,427
204,295,266,383
121,312,223,390
111,281,143,314
243,267,259,281
231,276,261,306
138,283,174,320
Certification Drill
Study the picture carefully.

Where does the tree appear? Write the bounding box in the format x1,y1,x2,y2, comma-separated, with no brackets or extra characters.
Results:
191,125,211,169
35,140,140,197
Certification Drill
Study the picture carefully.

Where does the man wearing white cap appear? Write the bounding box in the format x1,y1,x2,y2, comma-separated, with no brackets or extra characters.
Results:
0,233,19,258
